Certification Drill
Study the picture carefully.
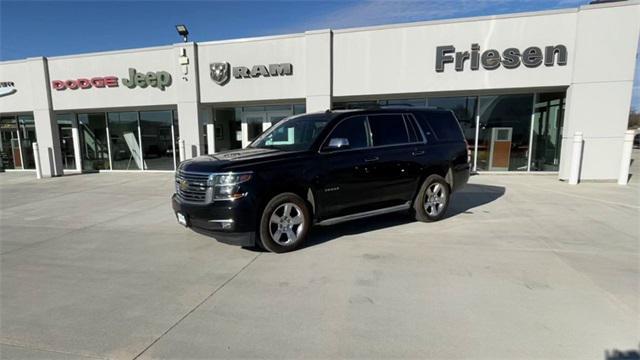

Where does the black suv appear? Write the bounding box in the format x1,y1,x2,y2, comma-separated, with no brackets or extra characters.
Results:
172,108,470,253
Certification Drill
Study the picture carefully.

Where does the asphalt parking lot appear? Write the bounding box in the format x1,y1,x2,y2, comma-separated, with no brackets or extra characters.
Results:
1,158,639,359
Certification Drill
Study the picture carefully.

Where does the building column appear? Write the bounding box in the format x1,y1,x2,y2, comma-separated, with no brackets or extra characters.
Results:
305,29,332,112
27,57,63,177
558,3,640,181
207,108,216,154
173,42,202,160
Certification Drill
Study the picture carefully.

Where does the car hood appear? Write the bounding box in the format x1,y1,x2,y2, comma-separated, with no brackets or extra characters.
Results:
178,147,308,173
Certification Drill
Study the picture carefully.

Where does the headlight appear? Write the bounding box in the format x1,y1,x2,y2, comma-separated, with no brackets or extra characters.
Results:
208,172,252,200
207,172,252,186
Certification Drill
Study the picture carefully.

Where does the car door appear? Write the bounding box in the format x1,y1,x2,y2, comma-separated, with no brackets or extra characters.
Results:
366,113,422,207
316,115,379,219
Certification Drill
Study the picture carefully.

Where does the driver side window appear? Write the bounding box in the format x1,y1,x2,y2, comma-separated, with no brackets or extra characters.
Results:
325,116,369,150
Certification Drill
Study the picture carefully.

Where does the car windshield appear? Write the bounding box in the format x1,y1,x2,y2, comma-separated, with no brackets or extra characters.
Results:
249,114,330,151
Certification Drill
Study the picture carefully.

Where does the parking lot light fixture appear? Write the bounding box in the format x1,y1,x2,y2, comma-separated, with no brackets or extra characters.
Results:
176,24,189,42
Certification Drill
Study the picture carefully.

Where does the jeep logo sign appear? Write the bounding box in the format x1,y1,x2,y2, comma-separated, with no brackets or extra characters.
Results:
122,68,172,91
435,44,567,72
210,62,293,86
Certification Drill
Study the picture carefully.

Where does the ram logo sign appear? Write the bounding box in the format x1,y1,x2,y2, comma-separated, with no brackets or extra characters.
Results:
209,62,293,86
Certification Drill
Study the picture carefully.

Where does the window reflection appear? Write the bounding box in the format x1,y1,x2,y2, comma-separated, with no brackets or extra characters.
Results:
140,110,174,170
477,94,533,171
108,112,141,170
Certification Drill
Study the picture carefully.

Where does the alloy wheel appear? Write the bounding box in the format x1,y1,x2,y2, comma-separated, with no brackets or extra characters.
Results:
268,202,305,245
424,183,447,217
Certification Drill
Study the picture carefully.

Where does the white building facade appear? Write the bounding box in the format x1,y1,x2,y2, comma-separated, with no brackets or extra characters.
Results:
1,1,638,180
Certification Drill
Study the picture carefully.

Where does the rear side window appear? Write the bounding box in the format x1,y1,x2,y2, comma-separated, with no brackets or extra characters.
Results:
368,114,409,146
405,116,423,143
414,111,464,142
326,116,369,150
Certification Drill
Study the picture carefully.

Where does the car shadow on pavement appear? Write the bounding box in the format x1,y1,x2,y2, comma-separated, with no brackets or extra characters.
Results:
300,183,505,250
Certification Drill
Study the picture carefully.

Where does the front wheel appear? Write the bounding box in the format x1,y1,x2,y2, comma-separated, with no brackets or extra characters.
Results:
413,175,450,222
258,193,311,253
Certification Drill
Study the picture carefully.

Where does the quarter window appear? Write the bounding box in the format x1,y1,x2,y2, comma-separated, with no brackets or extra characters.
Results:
368,114,409,146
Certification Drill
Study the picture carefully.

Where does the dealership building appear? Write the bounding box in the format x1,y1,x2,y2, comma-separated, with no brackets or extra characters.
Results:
0,0,638,181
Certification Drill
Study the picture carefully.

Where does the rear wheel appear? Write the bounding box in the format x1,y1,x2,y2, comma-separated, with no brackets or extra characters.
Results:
258,193,311,253
413,175,450,222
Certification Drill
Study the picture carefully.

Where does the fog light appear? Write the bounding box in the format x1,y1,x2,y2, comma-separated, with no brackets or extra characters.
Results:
221,222,233,230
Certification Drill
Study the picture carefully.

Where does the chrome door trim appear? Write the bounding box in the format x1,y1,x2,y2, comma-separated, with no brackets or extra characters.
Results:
316,201,411,226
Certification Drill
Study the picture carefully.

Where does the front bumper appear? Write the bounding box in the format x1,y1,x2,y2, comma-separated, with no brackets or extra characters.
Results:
171,194,258,247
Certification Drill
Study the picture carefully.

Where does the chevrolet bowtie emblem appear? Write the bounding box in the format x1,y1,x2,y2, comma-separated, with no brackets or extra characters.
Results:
179,179,189,191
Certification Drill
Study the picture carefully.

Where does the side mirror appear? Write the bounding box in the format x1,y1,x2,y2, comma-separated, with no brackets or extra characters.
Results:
326,138,350,151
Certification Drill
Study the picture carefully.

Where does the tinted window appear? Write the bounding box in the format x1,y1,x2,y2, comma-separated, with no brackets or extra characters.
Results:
405,117,423,143
414,111,464,142
368,114,409,146
325,116,369,150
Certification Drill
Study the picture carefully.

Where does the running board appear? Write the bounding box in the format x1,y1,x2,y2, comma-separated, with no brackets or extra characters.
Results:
316,202,411,226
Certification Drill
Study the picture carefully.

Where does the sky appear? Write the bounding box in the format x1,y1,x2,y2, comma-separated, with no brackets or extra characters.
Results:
0,0,638,111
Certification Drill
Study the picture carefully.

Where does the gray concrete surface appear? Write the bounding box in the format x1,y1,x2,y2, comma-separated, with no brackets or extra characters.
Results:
0,163,638,359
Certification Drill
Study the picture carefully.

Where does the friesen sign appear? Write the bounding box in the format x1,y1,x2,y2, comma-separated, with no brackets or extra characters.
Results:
435,44,568,72
0,81,17,97
52,68,172,91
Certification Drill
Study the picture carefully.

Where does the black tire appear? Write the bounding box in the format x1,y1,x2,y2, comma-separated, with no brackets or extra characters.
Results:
258,193,311,253
413,175,450,222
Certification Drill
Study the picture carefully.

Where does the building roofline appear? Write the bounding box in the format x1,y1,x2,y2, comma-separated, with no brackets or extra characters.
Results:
1,0,637,64
197,32,305,47
45,44,175,61
332,0,638,34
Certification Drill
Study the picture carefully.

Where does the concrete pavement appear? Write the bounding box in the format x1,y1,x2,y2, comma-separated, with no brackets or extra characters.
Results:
0,166,638,359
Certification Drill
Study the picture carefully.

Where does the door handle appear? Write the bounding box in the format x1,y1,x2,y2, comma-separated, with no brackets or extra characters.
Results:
364,156,379,162
412,150,425,156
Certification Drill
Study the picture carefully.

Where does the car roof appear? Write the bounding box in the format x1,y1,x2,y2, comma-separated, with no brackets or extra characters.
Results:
325,107,452,116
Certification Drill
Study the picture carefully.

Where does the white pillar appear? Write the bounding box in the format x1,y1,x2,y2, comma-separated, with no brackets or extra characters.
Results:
71,114,82,171
179,139,186,162
207,123,215,154
33,142,42,179
569,132,583,185
617,130,635,185
27,57,63,177
305,29,332,112
173,42,202,160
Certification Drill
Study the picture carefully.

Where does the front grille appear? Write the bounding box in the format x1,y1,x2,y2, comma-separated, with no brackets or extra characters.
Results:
176,170,210,203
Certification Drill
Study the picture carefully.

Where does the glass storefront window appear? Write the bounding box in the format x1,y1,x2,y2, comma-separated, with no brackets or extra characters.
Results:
531,92,565,171
428,96,478,159
214,109,241,152
293,104,306,114
140,110,174,170
477,94,533,171
17,115,37,169
107,112,141,170
78,113,110,170
0,116,21,169
56,114,76,170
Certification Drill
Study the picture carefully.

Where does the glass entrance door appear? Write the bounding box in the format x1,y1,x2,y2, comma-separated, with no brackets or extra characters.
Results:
530,93,565,171
78,113,110,171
